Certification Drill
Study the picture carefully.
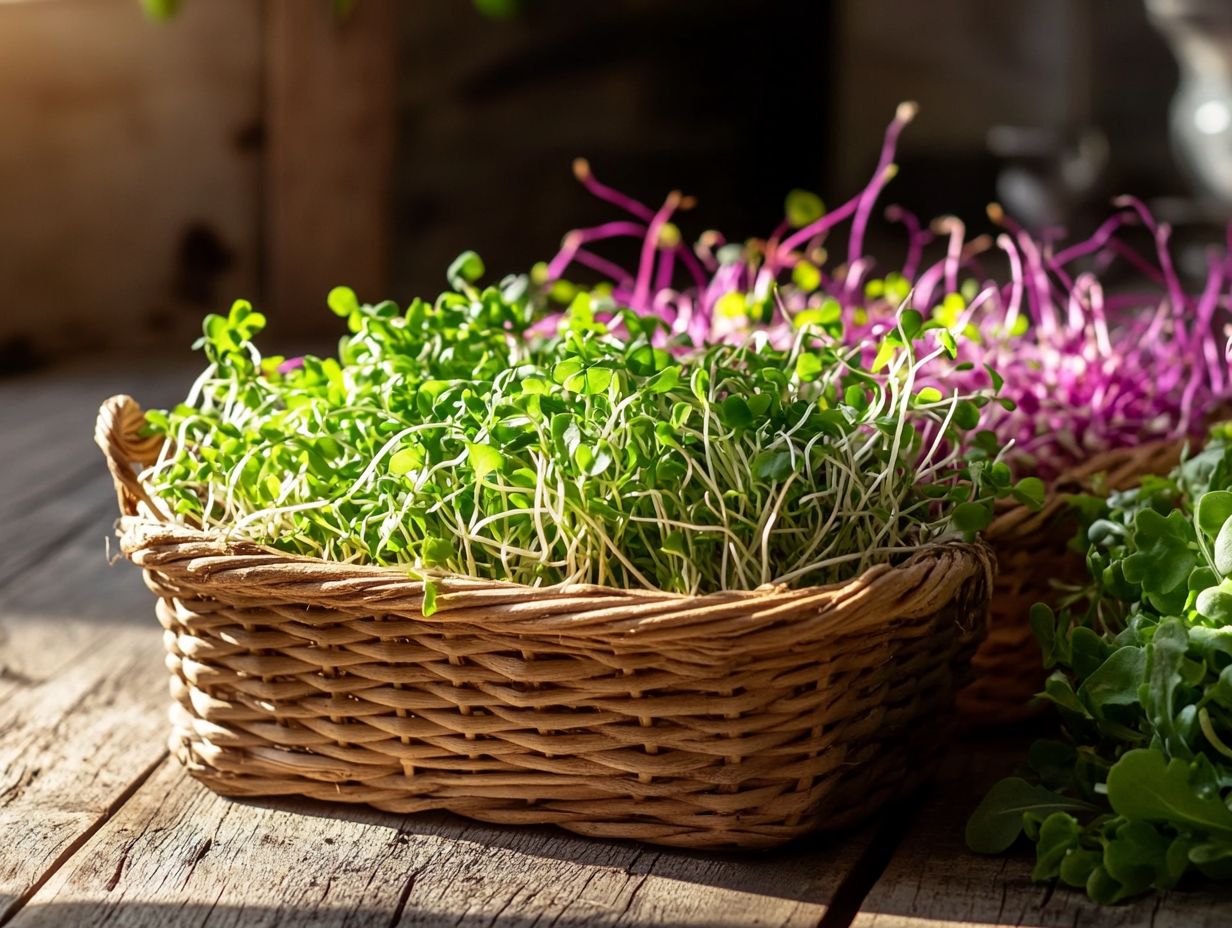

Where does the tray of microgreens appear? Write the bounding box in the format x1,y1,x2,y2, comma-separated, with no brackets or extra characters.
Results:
140,249,1027,598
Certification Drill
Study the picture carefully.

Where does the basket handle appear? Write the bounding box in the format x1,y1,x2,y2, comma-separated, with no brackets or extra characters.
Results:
95,395,166,518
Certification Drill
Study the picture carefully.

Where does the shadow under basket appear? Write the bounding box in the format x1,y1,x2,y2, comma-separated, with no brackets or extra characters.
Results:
97,394,994,850
956,439,1184,727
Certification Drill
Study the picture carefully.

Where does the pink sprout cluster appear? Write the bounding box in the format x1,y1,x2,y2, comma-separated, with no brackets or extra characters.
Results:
543,104,1232,480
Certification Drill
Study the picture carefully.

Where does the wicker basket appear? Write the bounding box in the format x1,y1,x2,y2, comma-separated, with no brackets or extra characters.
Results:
97,394,994,849
955,439,1183,726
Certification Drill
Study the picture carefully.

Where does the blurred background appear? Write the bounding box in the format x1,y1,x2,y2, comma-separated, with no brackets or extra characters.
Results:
2,0,1229,374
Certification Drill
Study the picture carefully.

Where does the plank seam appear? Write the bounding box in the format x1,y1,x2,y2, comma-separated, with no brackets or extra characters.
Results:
814,794,926,928
0,750,170,927
385,866,417,928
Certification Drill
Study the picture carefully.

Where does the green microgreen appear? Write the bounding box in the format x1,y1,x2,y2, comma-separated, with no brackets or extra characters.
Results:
144,261,1015,595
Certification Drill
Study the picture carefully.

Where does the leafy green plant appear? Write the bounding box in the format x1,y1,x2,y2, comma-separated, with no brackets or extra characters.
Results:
968,428,1232,902
142,258,1024,597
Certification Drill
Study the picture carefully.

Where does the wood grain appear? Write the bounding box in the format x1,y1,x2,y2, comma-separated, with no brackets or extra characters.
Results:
13,759,874,927
0,365,185,923
0,518,169,925
0,364,188,586
851,735,1232,928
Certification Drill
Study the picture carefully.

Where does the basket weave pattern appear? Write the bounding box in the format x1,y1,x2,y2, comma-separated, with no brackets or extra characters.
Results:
957,439,1183,725
99,395,994,849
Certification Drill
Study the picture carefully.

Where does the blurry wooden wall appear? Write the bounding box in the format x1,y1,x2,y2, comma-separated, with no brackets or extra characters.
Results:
0,0,261,368
0,0,394,372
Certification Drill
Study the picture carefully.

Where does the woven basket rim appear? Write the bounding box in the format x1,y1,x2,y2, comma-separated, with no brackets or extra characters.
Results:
97,393,994,626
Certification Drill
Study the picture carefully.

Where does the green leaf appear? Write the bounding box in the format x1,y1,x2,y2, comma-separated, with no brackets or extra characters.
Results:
388,446,424,475
1030,603,1068,669
467,442,505,480
1032,812,1081,881
951,501,992,534
327,286,360,318
1197,491,1232,539
871,340,896,373
1058,848,1101,889
421,577,439,617
966,778,1097,854
1011,476,1046,510
447,250,486,287
1078,646,1146,718
983,363,1004,393
551,358,584,386
565,366,614,395
690,368,710,402
1103,820,1172,896
753,450,795,481
795,353,823,382
721,395,754,429
1123,509,1197,608
1146,619,1193,757
1215,516,1232,575
792,260,822,292
785,189,824,229
899,309,924,341
1107,750,1232,836
1042,674,1091,718
1190,839,1232,880
748,393,773,418
953,400,980,430
647,367,681,394
626,345,671,377
422,536,453,568
1196,582,1232,622
660,531,686,557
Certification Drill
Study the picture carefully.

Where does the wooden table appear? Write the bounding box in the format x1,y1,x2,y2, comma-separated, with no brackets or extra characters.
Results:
2,362,1229,927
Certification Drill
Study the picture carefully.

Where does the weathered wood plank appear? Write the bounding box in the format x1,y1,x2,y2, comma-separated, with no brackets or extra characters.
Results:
853,734,1232,928
0,362,188,586
0,365,190,922
0,518,169,925
13,754,878,927
0,361,188,509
